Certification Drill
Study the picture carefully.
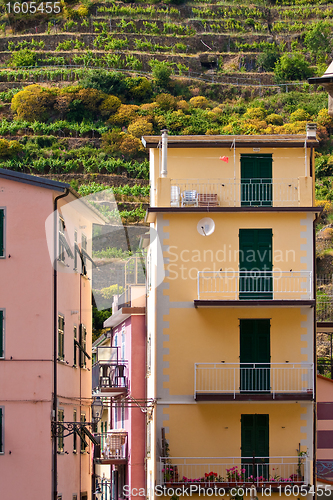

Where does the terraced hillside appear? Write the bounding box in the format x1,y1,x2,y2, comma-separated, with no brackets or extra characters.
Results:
1,0,333,338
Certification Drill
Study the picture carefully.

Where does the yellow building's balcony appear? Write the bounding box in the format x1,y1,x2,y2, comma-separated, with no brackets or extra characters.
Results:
155,177,313,208
158,456,310,489
194,363,314,401
94,430,128,465
195,271,313,306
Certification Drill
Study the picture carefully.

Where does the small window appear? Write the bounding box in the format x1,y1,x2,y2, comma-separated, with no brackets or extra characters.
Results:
0,407,4,453
80,325,87,368
81,493,88,500
58,315,64,361
58,409,64,453
147,334,151,375
73,326,77,367
81,234,87,274
0,209,5,258
121,402,125,428
74,230,78,271
73,496,77,500
121,325,125,360
0,310,4,359
147,421,151,458
73,409,77,453
80,413,86,452
59,217,66,263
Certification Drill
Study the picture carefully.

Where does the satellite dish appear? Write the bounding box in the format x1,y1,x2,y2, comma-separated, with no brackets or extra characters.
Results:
197,217,215,236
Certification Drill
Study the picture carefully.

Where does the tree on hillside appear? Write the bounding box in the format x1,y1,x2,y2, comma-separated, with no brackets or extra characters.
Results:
274,53,313,82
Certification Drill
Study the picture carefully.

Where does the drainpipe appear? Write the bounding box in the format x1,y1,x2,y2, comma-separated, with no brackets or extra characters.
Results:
313,210,320,495
52,188,70,500
160,129,168,178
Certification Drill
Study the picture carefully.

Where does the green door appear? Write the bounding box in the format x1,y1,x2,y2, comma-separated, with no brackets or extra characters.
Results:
241,414,269,478
239,229,272,299
240,319,270,392
241,154,272,206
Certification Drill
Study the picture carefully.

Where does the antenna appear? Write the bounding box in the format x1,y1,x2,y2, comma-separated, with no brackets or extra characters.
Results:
197,218,215,236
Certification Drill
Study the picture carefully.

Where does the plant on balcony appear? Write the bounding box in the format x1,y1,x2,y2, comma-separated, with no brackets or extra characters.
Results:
226,466,245,482
162,465,174,483
205,471,218,482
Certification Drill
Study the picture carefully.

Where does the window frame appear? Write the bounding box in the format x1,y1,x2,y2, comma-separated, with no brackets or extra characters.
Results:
79,324,87,368
0,208,5,259
81,233,87,275
59,217,66,264
57,408,64,453
0,309,5,359
73,325,77,367
58,314,65,362
73,409,77,453
80,413,86,453
0,407,4,454
74,229,78,271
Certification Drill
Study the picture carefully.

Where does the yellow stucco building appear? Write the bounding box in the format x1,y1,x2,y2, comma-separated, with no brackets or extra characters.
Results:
143,130,320,500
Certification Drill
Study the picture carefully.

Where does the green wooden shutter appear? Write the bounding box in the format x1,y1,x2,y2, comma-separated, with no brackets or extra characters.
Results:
0,311,3,358
241,154,272,206
0,408,2,452
241,414,269,466
239,229,272,299
240,319,270,392
0,210,4,257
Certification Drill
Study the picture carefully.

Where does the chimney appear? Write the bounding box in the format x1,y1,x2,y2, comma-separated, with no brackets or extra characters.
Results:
161,129,168,178
306,123,317,139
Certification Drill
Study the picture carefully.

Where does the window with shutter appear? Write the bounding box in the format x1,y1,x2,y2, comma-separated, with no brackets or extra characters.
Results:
0,209,4,258
58,315,65,361
240,319,270,392
0,407,3,453
241,414,269,477
241,154,272,207
0,310,4,358
239,229,273,299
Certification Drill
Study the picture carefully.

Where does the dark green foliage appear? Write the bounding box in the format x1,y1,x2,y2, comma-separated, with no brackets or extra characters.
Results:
304,21,332,62
149,60,173,89
257,47,279,72
81,70,128,96
92,306,112,343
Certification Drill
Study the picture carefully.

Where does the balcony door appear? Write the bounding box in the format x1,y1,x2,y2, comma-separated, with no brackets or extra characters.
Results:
241,414,269,476
240,319,270,392
241,154,272,206
239,229,272,299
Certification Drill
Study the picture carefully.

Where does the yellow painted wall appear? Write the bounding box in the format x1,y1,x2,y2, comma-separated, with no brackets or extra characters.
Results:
163,404,307,458
163,212,312,302
153,148,310,182
162,307,308,397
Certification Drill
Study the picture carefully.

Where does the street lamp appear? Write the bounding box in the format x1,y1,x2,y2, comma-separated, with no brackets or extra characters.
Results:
94,485,103,499
92,397,103,423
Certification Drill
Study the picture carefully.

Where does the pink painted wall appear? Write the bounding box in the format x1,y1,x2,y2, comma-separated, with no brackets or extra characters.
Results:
0,177,93,500
111,312,146,499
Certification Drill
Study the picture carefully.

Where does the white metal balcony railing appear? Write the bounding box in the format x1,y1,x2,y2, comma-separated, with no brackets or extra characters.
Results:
194,363,314,398
197,271,313,300
158,456,310,486
170,178,300,207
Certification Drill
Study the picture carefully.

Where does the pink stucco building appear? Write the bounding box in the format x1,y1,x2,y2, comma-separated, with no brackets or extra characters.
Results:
92,283,146,500
0,168,104,500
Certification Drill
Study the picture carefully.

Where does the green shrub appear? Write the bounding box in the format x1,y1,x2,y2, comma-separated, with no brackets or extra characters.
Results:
274,53,313,82
290,108,310,122
149,60,173,88
10,49,36,67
